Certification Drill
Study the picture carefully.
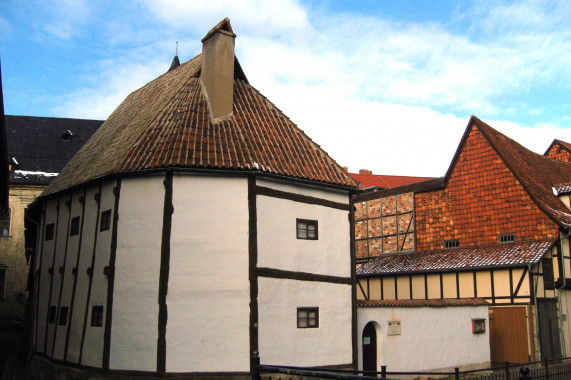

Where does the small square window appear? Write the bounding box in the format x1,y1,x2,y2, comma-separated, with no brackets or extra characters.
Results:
499,233,515,243
445,239,460,248
297,219,318,240
58,306,69,326
297,307,319,328
472,319,486,334
70,216,80,236
100,210,112,232
91,306,104,327
49,305,57,324
45,223,55,241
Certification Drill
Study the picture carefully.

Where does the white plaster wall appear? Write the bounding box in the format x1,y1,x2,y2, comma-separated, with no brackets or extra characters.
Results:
257,193,350,278
52,190,84,360
357,306,490,372
81,181,116,368
258,277,352,366
66,185,101,363
166,175,250,372
257,178,349,205
110,177,164,371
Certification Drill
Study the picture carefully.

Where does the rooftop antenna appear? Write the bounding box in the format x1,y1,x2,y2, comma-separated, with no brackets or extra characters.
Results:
168,41,181,72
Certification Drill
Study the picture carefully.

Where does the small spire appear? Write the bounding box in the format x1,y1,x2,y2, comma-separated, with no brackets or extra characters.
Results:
168,42,180,72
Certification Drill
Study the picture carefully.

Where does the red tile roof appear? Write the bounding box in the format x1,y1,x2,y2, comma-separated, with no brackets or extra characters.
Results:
356,239,555,276
349,172,433,189
357,298,488,307
447,116,571,228
545,139,571,156
43,51,356,196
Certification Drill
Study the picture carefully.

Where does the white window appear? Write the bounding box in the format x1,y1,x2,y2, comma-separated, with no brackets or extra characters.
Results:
296,219,318,240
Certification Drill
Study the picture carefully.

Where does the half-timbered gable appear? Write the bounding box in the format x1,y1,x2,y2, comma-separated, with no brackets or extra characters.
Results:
27,18,356,379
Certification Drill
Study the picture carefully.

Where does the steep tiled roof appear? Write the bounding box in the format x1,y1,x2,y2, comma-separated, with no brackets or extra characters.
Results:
43,54,356,196
357,298,488,307
6,116,103,186
448,116,571,228
356,239,555,276
350,172,433,190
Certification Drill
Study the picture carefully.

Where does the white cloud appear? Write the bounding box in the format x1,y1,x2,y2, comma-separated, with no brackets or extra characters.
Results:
40,0,94,39
50,0,571,177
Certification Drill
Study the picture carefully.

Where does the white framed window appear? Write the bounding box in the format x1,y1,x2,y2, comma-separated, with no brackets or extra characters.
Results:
296,219,318,240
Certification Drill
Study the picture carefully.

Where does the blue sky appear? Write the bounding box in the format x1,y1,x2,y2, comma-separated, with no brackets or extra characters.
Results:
1,0,570,176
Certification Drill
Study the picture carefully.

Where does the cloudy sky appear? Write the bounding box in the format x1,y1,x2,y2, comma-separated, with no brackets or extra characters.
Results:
1,0,570,177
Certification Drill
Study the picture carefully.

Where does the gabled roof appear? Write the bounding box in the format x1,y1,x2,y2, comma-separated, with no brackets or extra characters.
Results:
43,28,356,196
545,139,571,156
444,116,571,228
350,172,433,190
356,239,555,276
6,116,103,186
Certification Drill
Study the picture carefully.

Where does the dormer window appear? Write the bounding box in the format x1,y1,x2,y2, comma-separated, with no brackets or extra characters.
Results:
499,233,515,243
62,130,73,141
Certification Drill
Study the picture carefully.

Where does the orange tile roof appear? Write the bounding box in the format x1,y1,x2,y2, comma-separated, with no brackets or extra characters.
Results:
356,239,555,275
43,52,356,196
350,172,433,189
357,298,488,307
459,117,571,228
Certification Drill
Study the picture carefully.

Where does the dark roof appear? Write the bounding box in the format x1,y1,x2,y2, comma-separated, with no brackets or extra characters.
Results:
460,117,571,228
168,55,180,72
349,172,433,190
356,239,555,276
43,25,356,196
6,116,103,186
357,298,488,307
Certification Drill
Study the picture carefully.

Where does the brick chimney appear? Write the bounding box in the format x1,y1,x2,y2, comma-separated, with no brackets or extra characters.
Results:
359,169,372,175
201,18,236,119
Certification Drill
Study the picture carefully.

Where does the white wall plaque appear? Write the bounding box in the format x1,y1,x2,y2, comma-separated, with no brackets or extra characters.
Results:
387,321,401,336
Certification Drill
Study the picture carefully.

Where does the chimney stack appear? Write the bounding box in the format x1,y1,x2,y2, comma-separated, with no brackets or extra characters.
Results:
201,18,236,119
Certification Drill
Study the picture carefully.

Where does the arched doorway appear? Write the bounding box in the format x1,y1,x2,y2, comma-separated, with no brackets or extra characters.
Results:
362,322,377,372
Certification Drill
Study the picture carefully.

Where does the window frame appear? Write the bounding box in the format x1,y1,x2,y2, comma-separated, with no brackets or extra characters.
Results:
296,219,318,240
100,210,112,232
499,233,515,243
45,223,55,241
297,307,319,328
91,305,104,327
70,216,80,236
445,239,460,248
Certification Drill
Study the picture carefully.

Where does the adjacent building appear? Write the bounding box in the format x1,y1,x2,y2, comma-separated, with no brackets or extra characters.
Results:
1,116,101,320
354,116,571,369
26,19,357,379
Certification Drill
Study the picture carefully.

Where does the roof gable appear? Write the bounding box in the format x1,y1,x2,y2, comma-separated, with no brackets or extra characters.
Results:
43,51,356,195
444,116,571,228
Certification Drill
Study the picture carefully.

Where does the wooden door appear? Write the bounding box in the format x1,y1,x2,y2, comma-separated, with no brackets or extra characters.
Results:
537,299,562,359
362,322,377,372
489,306,529,364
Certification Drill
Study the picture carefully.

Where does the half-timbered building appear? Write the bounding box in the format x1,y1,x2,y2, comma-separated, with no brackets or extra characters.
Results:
26,19,356,379
354,116,571,368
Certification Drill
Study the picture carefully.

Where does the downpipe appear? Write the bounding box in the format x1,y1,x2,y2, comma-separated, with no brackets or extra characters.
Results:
557,229,571,357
